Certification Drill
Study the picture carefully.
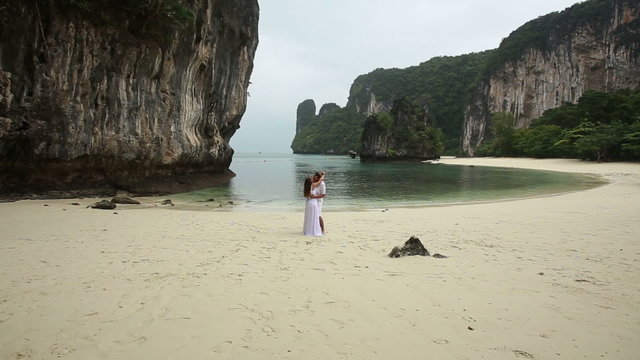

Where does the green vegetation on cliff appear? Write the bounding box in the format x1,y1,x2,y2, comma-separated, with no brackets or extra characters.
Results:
349,51,493,153
485,0,614,73
291,106,365,154
478,90,640,161
0,0,195,39
295,99,316,135
360,98,443,161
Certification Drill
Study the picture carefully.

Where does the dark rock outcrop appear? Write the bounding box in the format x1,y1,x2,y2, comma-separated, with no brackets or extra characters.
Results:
388,236,431,258
0,0,259,197
111,196,140,205
360,98,441,162
91,200,116,210
160,199,174,206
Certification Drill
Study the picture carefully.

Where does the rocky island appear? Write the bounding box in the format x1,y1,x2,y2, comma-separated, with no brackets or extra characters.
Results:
360,98,442,162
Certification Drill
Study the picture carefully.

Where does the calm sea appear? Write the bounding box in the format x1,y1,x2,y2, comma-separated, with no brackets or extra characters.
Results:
173,153,604,211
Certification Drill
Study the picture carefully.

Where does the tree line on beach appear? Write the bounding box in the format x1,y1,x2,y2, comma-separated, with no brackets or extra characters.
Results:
478,89,640,162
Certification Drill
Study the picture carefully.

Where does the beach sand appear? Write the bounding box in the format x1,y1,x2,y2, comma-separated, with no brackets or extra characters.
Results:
1,158,639,359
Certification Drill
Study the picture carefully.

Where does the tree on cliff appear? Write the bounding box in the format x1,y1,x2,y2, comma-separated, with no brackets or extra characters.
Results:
348,52,492,154
291,106,365,154
359,98,443,162
2,0,195,40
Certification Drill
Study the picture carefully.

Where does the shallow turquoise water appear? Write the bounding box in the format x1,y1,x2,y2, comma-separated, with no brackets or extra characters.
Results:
174,153,604,211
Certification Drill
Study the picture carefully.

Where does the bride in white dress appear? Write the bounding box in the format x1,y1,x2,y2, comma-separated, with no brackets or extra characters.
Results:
303,176,324,236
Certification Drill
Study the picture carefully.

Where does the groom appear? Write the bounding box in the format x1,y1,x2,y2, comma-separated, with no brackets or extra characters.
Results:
313,171,327,233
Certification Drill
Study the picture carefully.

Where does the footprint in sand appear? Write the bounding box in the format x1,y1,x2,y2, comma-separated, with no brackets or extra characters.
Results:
132,335,147,345
329,318,345,330
241,329,254,342
211,340,233,355
262,325,276,335
0,312,13,324
513,349,534,358
288,324,303,334
14,347,32,359
49,343,74,357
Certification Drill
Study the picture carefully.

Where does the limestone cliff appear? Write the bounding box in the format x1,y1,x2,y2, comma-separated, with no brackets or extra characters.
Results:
462,0,640,155
342,54,493,155
360,98,442,162
0,0,259,196
296,99,316,135
348,83,392,117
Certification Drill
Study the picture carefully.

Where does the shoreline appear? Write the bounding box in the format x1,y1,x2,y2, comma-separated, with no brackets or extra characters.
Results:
0,156,615,210
1,157,639,359
147,157,613,212
0,169,237,202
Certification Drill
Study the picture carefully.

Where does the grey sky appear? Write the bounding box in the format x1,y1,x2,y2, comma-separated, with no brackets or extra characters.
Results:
231,0,582,153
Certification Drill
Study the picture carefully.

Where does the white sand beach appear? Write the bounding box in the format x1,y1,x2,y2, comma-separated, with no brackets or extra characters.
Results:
1,157,639,360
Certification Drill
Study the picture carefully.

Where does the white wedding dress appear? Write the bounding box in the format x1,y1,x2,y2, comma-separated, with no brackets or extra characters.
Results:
303,187,323,236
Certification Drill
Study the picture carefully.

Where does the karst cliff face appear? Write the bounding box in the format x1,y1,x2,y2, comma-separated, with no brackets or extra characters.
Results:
0,0,259,195
295,99,316,135
349,89,391,117
360,98,441,162
462,0,640,155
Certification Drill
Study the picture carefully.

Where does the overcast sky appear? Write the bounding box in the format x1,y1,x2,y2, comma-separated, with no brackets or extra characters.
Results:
230,0,582,153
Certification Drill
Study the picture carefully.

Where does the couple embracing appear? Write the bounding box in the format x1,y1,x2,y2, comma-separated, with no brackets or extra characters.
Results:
303,171,326,236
